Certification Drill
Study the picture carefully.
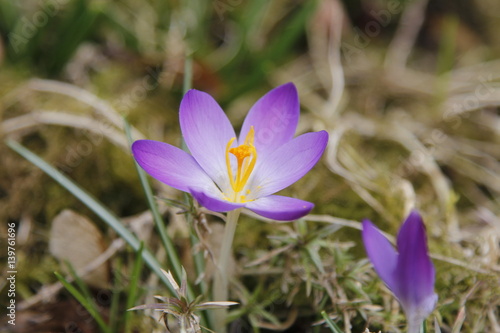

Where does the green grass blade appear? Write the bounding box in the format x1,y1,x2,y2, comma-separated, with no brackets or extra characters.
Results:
109,263,121,333
46,0,102,75
306,245,325,274
321,311,343,333
55,272,111,333
190,232,207,294
123,242,144,333
433,15,459,109
181,53,212,328
183,55,193,93
124,119,184,284
6,139,175,294
184,196,212,329
0,0,19,34
64,261,95,306
436,15,459,76
124,242,144,333
100,10,140,53
65,261,118,330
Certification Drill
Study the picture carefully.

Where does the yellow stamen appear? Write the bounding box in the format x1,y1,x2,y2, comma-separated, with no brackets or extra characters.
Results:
225,137,237,191
225,126,257,201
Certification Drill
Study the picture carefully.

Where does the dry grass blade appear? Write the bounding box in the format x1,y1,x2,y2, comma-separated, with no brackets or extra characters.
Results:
308,0,345,119
161,269,181,297
1,110,131,149
27,79,123,127
245,243,295,267
306,214,366,231
22,78,144,140
452,306,466,333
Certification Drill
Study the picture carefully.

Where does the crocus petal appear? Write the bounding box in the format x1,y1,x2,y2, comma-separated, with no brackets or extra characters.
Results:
180,89,236,189
239,83,299,158
249,130,328,198
361,219,399,292
395,211,437,319
190,188,245,212
246,195,314,221
132,140,214,193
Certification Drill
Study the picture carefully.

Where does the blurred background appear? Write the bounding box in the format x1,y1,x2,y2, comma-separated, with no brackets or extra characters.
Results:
0,0,499,332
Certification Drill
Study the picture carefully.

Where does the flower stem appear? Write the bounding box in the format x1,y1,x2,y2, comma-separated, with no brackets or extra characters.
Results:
183,54,193,93
213,208,241,333
407,319,424,333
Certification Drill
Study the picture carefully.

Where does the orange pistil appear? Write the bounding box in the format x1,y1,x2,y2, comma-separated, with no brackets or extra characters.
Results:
225,126,257,202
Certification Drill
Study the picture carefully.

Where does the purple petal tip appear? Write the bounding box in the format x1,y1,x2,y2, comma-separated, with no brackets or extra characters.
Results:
246,195,314,221
364,210,437,326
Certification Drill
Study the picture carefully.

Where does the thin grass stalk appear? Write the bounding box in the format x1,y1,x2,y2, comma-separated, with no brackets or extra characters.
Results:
65,261,114,331
109,267,121,332
124,242,144,333
124,119,185,285
434,15,459,109
181,52,213,329
64,261,95,304
183,196,212,330
321,311,343,333
109,274,123,332
55,272,111,333
183,55,193,93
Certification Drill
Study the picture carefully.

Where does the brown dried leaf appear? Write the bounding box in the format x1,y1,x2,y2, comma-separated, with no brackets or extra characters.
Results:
49,209,109,289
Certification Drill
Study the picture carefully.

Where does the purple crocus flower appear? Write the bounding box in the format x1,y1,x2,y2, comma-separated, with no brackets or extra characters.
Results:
362,210,438,332
132,83,328,221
